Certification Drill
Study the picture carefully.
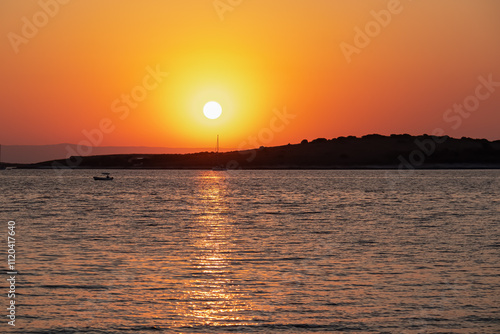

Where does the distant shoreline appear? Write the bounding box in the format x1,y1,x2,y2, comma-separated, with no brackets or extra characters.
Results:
15,165,500,170
4,134,500,170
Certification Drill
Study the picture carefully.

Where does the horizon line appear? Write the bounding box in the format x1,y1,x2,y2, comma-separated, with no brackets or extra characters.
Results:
2,133,500,148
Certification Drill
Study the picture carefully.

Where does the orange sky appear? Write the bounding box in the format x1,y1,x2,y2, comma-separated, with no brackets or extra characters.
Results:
1,0,500,149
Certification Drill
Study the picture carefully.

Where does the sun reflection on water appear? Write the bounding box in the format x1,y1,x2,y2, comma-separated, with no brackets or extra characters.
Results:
175,171,255,327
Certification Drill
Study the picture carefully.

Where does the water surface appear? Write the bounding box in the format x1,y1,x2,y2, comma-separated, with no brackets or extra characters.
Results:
1,169,499,333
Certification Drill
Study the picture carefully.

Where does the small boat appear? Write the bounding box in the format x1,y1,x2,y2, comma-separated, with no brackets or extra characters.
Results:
212,166,227,171
93,172,114,181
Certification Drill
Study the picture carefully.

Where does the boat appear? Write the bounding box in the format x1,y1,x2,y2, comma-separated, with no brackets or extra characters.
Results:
212,134,227,171
93,172,114,181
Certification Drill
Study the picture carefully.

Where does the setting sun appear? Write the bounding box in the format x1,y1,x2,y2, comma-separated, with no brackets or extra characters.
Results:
203,101,222,120
1,1,500,333
1,1,499,149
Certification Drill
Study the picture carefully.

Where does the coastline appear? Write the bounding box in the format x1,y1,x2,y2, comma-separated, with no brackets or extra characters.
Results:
4,134,500,170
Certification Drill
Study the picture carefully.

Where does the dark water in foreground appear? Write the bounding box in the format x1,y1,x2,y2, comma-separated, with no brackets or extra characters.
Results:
1,169,499,333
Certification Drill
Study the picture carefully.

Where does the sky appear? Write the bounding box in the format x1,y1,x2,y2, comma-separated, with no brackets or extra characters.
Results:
1,0,500,150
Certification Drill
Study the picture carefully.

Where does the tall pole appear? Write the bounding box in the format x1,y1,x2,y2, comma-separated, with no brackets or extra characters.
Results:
216,134,219,153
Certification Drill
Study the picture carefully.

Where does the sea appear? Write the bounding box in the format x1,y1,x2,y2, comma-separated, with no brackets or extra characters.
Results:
1,169,499,333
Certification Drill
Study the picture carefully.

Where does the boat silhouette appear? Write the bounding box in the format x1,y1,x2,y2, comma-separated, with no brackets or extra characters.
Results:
93,172,114,181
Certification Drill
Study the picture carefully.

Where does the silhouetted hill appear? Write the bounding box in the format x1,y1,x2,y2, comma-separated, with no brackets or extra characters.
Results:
17,134,500,170
0,144,221,164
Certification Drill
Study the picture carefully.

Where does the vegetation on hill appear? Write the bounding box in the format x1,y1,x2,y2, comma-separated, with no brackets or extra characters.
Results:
25,134,500,169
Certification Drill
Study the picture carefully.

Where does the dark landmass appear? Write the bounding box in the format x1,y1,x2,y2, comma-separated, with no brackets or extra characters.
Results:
0,144,218,164
7,134,500,170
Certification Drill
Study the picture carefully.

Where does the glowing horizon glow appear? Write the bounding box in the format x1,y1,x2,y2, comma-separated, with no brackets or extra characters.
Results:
203,101,222,120
1,2,500,147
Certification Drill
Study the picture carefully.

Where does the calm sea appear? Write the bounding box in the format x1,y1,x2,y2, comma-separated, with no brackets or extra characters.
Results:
1,169,499,333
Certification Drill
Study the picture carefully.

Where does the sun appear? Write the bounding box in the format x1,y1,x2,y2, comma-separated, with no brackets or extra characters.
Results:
203,101,222,120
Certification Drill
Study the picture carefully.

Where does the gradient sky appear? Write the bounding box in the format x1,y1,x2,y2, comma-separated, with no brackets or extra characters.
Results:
1,0,499,149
